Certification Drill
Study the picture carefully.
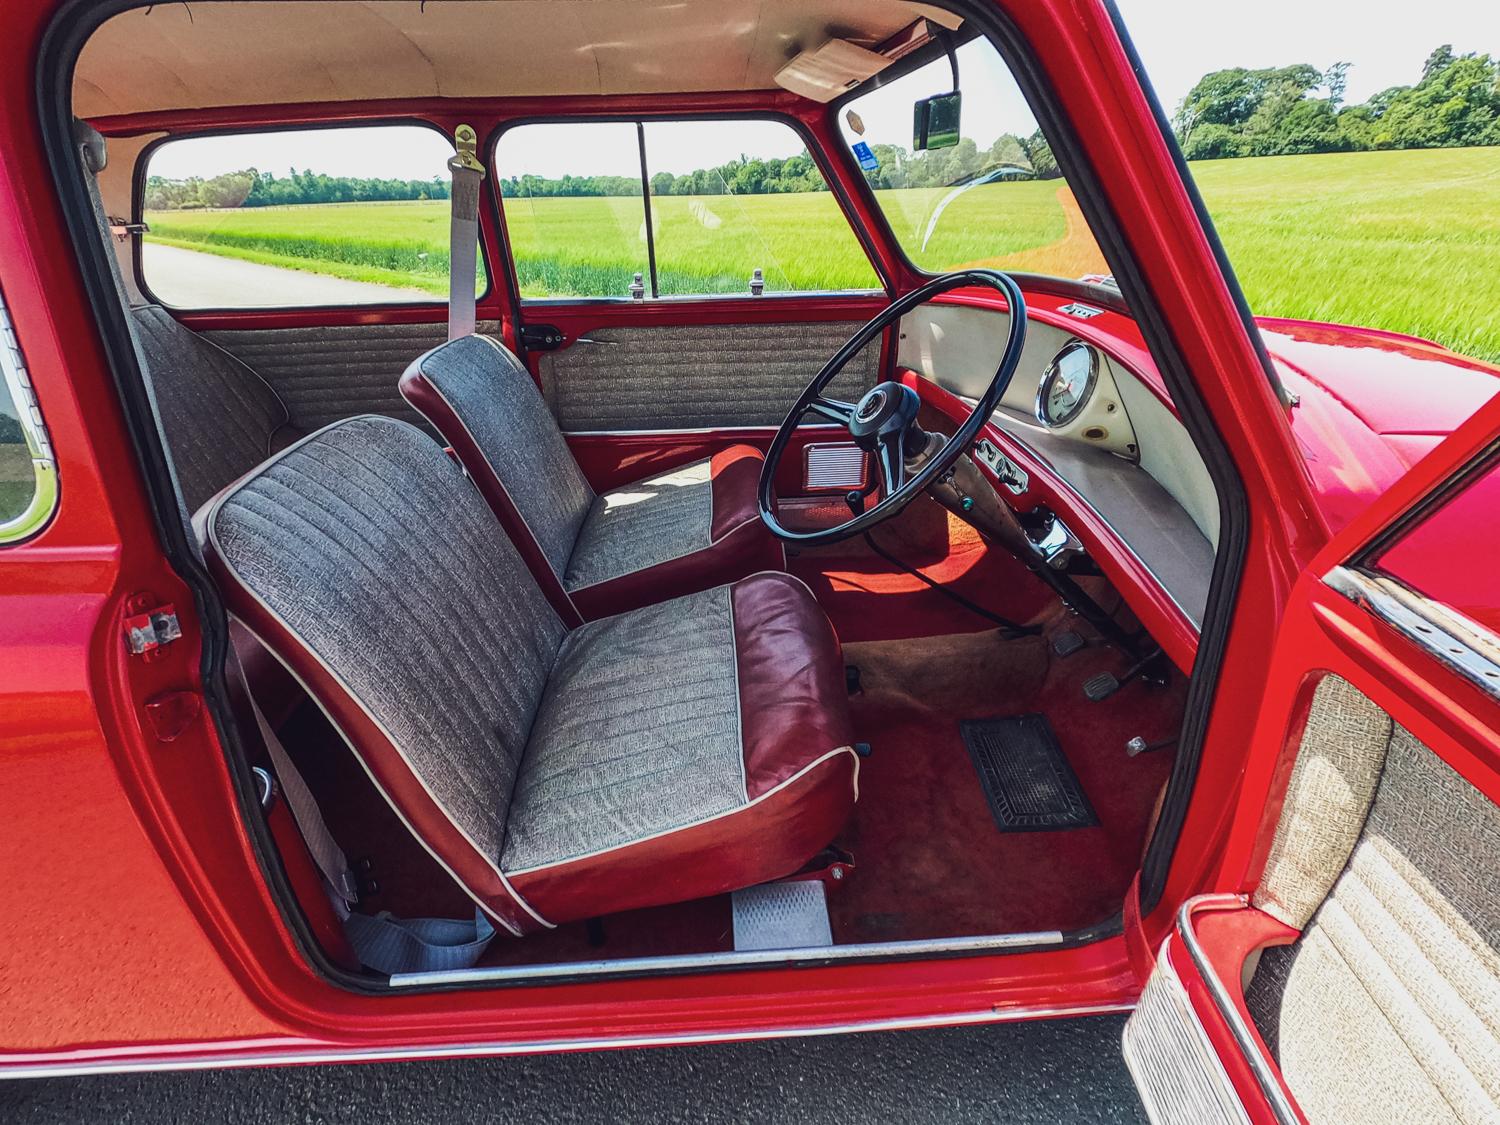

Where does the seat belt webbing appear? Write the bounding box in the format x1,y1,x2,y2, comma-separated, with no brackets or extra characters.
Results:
447,123,486,342
248,693,495,974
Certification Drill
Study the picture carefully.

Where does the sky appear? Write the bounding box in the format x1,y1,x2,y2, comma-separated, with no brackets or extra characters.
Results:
147,0,1497,183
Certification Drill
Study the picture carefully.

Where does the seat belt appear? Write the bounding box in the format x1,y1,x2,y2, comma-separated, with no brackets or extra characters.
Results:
248,694,494,974
447,123,486,341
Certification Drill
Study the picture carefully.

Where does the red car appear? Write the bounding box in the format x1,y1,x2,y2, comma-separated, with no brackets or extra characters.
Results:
2,2,1497,1121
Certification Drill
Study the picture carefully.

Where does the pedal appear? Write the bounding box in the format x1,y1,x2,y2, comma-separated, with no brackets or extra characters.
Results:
1083,671,1120,702
1051,629,1086,657
845,664,863,695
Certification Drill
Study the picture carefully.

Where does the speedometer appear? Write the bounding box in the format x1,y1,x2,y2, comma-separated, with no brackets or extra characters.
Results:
1036,340,1098,428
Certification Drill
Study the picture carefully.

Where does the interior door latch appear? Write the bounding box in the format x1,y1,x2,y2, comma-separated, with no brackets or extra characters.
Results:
520,324,566,351
124,596,182,661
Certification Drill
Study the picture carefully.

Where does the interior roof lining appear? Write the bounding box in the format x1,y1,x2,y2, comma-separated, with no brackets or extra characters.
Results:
73,0,926,116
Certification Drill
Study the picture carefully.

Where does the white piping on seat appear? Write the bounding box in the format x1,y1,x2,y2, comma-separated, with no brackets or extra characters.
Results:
205,424,556,933
504,746,860,877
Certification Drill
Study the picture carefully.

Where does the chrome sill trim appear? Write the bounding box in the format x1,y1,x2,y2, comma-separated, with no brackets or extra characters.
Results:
2,999,1131,1081
1175,894,1300,1125
1327,565,1500,704
389,930,1067,988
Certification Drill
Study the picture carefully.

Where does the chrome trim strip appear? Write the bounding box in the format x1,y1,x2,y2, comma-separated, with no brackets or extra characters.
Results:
390,930,1068,988
1327,565,1500,704
1175,894,1300,1125
0,1000,1131,1080
0,285,59,545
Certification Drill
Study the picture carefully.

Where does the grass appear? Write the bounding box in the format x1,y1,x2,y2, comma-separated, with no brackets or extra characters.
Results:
145,146,1500,363
0,444,35,520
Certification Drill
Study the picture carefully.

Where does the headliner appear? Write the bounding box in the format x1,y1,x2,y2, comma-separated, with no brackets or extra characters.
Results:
75,0,937,119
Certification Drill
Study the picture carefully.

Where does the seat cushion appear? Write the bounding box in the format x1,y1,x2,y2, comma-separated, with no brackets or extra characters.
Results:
506,571,858,922
564,444,785,620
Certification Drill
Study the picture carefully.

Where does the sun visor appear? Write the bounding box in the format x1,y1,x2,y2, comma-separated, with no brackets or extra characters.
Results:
773,39,890,103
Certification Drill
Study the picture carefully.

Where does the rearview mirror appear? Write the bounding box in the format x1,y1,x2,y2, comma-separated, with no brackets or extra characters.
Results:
913,92,962,151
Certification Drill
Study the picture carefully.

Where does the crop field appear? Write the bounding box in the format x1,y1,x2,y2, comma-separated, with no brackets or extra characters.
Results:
146,146,1500,362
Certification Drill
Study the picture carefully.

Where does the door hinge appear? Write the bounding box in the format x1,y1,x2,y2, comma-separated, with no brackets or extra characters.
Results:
124,597,182,661
520,323,566,351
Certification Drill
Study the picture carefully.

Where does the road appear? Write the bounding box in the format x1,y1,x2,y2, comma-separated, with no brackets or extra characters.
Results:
142,242,431,307
1,1017,1145,1124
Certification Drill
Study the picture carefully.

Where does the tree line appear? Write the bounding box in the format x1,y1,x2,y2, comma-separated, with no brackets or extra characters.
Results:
1176,44,1500,159
144,168,451,211
142,41,1499,211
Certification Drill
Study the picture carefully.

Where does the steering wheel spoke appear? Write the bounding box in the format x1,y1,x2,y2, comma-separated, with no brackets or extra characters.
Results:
805,396,856,425
876,430,907,496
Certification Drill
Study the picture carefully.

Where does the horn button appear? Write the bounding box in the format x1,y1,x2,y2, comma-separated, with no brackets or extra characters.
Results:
847,381,920,448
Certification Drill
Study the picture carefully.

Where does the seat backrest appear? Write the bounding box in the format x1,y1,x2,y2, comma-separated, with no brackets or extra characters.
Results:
1245,674,1500,1124
400,335,594,623
202,415,569,935
129,305,296,510
75,119,296,512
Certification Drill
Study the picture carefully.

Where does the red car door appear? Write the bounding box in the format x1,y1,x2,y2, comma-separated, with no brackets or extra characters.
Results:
1121,395,1500,1124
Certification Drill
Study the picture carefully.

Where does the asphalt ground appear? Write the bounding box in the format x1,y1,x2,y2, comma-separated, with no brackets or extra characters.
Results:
3,1015,1147,1124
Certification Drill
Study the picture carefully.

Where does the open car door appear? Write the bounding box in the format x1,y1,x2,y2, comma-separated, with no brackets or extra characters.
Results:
1122,393,1500,1125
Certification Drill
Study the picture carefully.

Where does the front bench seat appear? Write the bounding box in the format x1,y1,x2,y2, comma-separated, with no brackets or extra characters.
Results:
399,335,783,624
201,415,857,934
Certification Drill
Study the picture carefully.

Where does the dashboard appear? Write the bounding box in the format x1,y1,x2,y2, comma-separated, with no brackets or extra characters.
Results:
897,299,1219,662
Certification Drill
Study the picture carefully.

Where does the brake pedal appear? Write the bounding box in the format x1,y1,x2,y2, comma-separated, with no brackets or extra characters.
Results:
1083,671,1120,702
1051,629,1086,657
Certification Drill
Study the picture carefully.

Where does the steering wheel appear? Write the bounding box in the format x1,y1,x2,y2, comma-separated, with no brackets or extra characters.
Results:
758,269,1027,545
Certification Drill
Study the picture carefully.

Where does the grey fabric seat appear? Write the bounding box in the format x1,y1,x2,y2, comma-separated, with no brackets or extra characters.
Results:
400,335,782,624
202,415,858,935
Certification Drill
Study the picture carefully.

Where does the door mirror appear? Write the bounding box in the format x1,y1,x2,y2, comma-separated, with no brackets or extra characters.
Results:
913,91,962,151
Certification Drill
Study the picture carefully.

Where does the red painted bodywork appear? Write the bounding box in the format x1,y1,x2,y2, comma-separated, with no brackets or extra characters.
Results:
0,0,1496,1086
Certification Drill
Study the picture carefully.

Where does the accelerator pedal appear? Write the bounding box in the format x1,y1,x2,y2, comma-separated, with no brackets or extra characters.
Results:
732,881,833,952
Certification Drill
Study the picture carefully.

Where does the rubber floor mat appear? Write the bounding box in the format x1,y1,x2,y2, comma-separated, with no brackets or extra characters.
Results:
960,714,1099,832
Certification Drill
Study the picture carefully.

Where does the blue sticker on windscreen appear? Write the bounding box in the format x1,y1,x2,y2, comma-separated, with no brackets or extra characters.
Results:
852,141,879,172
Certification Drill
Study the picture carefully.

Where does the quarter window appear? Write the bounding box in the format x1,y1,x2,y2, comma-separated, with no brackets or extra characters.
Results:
0,291,58,544
139,125,487,309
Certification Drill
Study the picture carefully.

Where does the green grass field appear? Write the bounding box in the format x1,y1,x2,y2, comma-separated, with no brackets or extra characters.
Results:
146,146,1500,363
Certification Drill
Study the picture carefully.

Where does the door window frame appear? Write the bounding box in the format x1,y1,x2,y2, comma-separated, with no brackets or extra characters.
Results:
489,111,892,307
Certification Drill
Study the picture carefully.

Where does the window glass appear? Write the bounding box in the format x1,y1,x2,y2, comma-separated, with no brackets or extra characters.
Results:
496,122,650,300
495,118,879,300
642,120,879,296
838,38,1111,282
1115,1,1500,365
0,298,55,543
141,125,485,309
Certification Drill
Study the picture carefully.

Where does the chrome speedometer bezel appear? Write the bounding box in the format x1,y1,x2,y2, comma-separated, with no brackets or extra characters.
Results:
1035,339,1099,428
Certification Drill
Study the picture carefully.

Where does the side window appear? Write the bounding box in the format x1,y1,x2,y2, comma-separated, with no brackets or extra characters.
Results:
0,290,57,543
495,122,651,301
140,125,486,309
641,120,880,297
495,118,880,301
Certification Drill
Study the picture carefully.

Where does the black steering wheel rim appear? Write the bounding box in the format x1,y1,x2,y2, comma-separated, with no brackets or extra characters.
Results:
758,269,1027,545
